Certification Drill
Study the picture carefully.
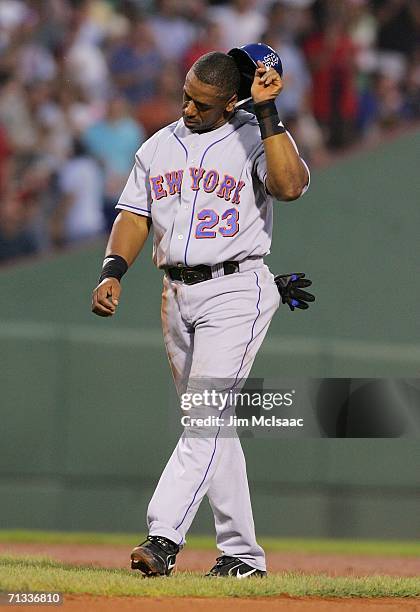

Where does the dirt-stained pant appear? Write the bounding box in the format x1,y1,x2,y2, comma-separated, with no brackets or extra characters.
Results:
147,259,280,571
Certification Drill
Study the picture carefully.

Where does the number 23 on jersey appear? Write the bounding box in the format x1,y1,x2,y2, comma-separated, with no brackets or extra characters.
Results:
195,208,239,239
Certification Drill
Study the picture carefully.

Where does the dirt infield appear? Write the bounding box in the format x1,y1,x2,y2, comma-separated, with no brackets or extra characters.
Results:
8,595,420,612
2,542,420,611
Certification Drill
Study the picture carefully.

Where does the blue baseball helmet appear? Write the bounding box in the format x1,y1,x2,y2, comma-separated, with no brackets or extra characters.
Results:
228,43,283,103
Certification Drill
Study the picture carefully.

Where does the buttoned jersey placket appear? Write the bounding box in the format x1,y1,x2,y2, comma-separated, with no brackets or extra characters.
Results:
167,131,198,266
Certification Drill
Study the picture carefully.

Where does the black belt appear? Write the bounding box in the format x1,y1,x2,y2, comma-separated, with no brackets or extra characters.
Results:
166,261,239,285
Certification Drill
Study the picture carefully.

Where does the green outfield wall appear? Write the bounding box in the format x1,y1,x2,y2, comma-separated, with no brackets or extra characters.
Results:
0,131,419,539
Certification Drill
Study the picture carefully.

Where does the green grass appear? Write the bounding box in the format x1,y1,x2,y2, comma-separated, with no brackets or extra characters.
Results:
0,556,419,599
1,530,420,557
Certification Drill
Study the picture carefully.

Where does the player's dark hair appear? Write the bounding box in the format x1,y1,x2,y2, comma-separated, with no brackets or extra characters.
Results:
192,52,240,99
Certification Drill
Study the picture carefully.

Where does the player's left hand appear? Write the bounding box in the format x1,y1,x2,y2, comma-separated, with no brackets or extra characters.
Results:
274,273,315,311
251,60,283,104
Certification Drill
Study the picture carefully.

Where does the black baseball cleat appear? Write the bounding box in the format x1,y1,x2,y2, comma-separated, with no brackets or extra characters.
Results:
130,535,180,577
206,556,267,578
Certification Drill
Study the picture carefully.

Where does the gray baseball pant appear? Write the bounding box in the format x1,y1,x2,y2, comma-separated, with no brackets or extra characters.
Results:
147,259,280,571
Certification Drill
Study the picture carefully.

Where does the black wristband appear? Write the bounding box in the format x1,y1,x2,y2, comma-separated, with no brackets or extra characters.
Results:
254,100,286,140
98,254,128,283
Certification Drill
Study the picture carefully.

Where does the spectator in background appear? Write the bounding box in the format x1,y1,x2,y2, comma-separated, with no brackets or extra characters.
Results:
209,0,267,50
26,0,72,53
61,27,110,102
373,72,405,129
403,46,420,120
264,4,311,120
0,123,12,193
51,138,104,247
0,187,38,263
0,0,32,51
25,80,73,168
67,0,108,48
148,0,196,62
304,14,358,148
136,62,182,136
55,81,103,136
0,72,38,154
13,19,57,85
108,20,163,105
83,94,144,230
375,0,420,58
51,0,112,104
262,0,315,45
182,20,223,75
346,0,378,136
16,156,55,253
347,0,378,70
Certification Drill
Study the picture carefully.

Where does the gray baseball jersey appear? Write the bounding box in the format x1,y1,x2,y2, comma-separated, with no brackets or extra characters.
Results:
116,109,309,267
117,109,309,570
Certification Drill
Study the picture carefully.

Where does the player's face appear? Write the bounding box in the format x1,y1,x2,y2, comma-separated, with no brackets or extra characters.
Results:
182,71,237,132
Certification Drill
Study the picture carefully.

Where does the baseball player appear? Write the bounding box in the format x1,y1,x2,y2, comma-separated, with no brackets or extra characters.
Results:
92,44,313,578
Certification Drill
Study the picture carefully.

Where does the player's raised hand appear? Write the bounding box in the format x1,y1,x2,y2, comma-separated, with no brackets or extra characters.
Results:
91,278,121,317
251,60,283,104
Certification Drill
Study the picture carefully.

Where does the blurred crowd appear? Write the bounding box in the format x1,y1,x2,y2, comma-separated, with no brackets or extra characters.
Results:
0,0,419,263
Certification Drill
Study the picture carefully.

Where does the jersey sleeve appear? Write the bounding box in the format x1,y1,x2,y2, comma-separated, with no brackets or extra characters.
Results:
251,129,310,198
251,142,268,188
115,142,152,218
